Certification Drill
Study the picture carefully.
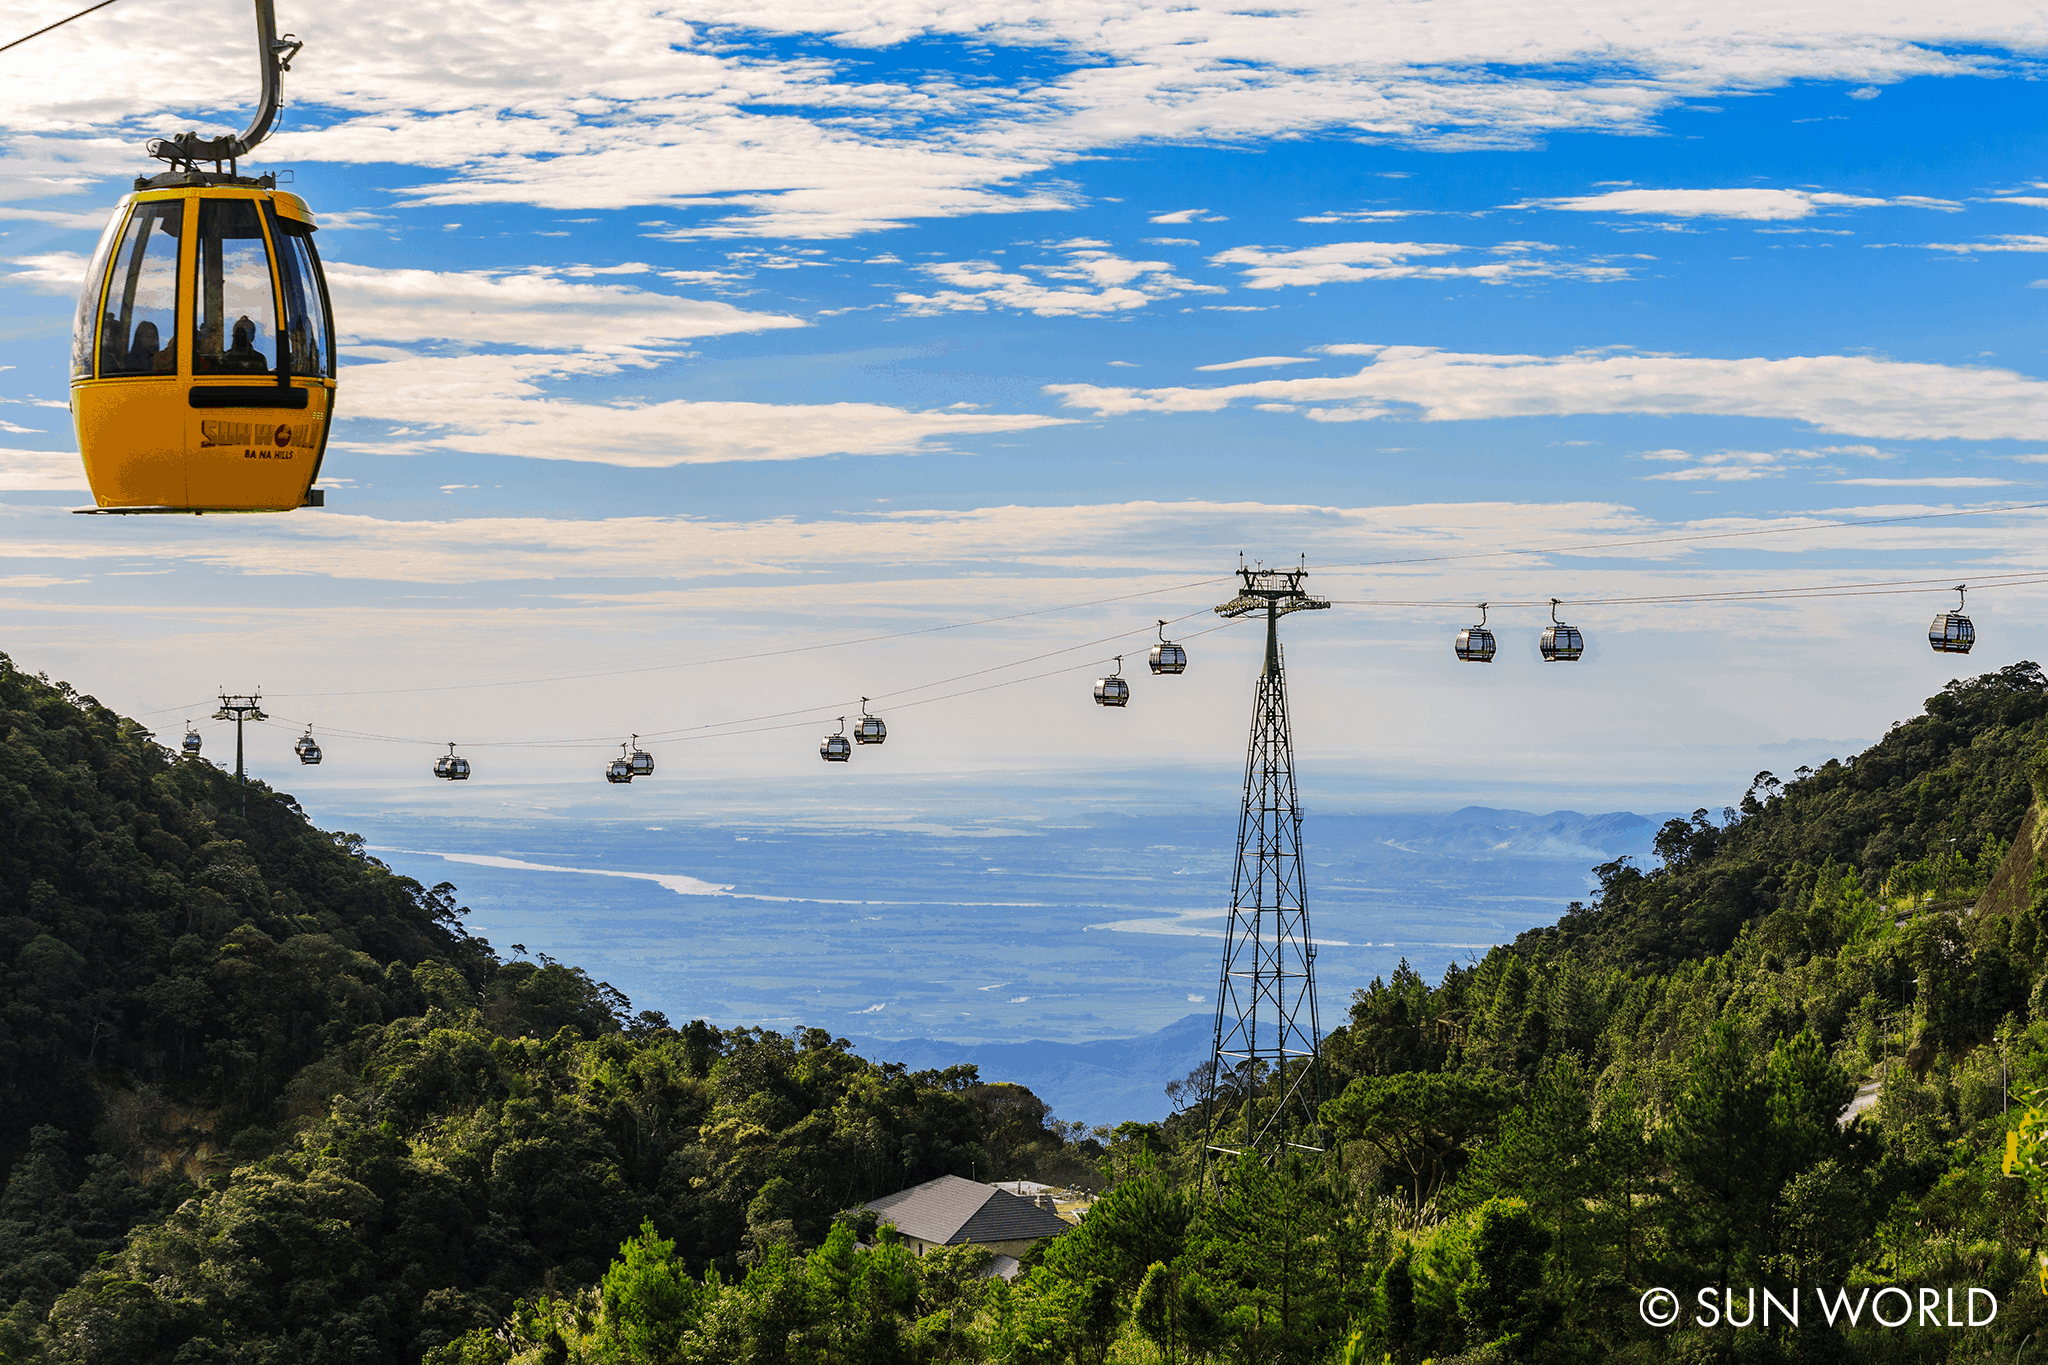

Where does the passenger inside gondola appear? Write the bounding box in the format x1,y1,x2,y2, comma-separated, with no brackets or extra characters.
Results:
95,200,182,377
125,321,162,372
193,200,278,377
219,315,268,373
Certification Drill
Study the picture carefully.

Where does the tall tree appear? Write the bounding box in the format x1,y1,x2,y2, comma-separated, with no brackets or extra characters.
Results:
1322,1072,1512,1209
1665,1021,1776,1284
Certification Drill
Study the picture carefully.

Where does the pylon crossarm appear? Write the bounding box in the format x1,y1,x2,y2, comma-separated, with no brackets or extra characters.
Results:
1212,593,1329,619
1214,593,1265,618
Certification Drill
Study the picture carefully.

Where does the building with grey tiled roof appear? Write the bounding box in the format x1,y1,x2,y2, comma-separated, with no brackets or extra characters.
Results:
863,1175,1074,1258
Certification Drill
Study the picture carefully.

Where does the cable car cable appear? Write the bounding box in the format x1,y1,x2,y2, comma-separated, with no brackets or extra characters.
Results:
0,0,124,56
1323,568,2048,610
1309,500,2048,576
125,553,2048,724
240,505,2048,704
125,550,2048,764
262,575,1235,701
138,561,2048,758
252,615,1245,751
133,697,230,719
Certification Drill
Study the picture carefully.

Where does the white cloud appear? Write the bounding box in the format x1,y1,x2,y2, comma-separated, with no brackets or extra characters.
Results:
1848,86,1883,100
326,95,1077,238
1195,356,1315,372
1825,476,2014,487
0,448,87,491
1639,450,1785,482
1297,210,1425,223
0,206,110,230
1210,240,1631,289
314,210,397,230
341,351,1072,465
1044,345,2048,441
1519,188,1961,220
1639,443,1900,479
0,0,2037,238
1918,235,2048,254
2,250,88,294
326,260,803,355
303,259,934,466
0,496,1662,586
8,496,2040,600
1149,209,1211,224
895,245,1222,317
0,134,134,205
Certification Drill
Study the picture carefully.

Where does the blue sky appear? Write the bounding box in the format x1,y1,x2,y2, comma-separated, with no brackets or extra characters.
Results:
2,0,2047,806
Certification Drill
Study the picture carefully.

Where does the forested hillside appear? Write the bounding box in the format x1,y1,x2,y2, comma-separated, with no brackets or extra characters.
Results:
1520,662,2048,969
7,654,2048,1364
0,656,1093,1364
413,665,2048,1364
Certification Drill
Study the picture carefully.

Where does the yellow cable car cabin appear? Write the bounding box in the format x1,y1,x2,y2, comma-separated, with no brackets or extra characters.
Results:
71,178,334,512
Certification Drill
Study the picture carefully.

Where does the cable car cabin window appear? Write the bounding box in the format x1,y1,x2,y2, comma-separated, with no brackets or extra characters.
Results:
72,207,127,379
193,200,279,377
96,201,183,377
272,220,333,378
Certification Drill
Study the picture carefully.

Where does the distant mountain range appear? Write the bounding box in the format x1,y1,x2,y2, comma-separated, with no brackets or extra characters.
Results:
848,1012,1215,1129
1324,806,1673,864
844,805,1676,1126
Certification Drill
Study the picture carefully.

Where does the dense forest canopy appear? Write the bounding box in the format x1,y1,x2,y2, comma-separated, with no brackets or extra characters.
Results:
6,653,2048,1363
1519,662,2048,969
0,655,1093,1363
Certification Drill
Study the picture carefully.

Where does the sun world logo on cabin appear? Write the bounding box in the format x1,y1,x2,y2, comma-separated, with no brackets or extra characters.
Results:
198,419,316,459
198,421,253,448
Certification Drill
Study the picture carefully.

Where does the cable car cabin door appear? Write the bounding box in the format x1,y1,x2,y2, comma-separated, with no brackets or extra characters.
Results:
71,188,335,512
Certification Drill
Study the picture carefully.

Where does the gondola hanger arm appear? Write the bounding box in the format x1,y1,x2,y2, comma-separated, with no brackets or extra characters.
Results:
146,0,299,169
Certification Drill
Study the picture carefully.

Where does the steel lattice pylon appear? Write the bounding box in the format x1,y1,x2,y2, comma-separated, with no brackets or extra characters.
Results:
1203,563,1330,1164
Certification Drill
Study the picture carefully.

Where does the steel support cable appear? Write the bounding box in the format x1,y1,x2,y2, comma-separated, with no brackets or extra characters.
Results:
252,502,2048,704
132,506,2048,709
259,619,1249,751
128,530,2048,742
264,575,1236,701
1309,501,2048,575
257,611,1225,749
0,0,122,54
1325,569,2048,610
133,698,226,720
254,616,1246,751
